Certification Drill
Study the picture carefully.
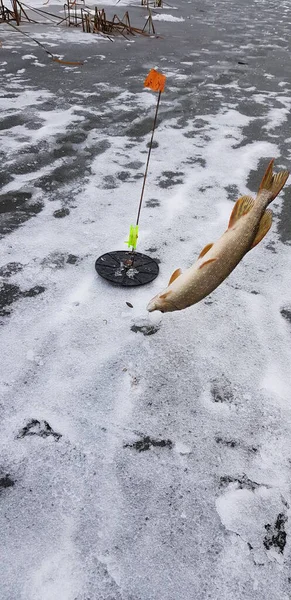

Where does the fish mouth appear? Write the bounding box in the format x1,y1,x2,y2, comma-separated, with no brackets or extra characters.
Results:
147,294,165,312
147,297,178,313
146,299,158,313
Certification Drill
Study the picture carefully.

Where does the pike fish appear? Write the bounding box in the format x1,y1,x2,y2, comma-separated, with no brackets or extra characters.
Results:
147,159,289,313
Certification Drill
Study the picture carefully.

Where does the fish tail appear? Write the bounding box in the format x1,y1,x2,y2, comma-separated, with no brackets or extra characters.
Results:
258,158,289,203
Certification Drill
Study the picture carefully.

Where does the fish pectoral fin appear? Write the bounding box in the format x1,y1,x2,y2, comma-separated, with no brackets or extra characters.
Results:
250,209,273,249
199,258,217,270
160,290,172,299
228,195,255,228
168,268,182,286
198,242,213,259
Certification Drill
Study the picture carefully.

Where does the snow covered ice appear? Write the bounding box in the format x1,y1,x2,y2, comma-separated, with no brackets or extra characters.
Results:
1,0,291,598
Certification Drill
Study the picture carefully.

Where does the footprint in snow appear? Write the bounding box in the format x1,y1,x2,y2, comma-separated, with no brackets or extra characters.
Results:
17,419,62,441
131,321,160,336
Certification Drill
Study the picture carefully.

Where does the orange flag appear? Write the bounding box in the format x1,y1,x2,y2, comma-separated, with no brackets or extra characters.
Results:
144,69,166,93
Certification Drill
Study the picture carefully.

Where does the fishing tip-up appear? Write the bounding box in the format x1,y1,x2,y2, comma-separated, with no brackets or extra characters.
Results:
95,68,166,287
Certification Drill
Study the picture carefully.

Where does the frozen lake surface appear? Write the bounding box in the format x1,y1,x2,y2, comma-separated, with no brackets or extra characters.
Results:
1,0,291,598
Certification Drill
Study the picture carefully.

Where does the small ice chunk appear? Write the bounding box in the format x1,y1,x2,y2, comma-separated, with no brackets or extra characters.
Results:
175,441,191,455
26,350,34,361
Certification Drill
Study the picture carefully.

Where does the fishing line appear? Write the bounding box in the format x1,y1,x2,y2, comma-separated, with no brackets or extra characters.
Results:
136,90,161,227
2,20,84,65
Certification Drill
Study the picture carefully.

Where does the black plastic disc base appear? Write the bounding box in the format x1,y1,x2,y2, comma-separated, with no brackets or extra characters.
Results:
95,251,159,287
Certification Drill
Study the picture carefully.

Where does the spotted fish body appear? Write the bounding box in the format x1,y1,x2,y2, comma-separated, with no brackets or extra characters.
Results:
147,160,289,313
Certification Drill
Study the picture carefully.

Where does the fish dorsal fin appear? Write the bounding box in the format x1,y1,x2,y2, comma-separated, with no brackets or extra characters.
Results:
250,209,272,249
168,268,182,286
228,195,255,228
198,243,213,259
199,258,217,270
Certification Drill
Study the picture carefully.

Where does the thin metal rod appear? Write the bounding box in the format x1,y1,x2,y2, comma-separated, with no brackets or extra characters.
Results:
136,90,161,226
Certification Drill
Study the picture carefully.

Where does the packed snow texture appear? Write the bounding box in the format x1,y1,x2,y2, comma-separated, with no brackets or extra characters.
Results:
1,0,291,599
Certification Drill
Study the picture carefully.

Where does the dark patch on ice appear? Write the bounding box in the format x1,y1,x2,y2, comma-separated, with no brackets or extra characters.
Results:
57,131,87,145
278,186,291,244
146,198,160,208
1,93,17,100
280,307,291,323
211,376,234,404
53,144,77,159
158,171,184,189
66,254,79,265
0,171,13,188
0,191,43,237
101,175,118,189
201,134,211,143
183,130,198,139
0,191,33,212
220,474,266,491
37,157,86,190
17,419,62,441
265,241,277,253
127,161,143,170
238,100,268,118
184,157,206,168
0,282,45,316
124,436,173,452
22,285,45,299
27,119,46,132
131,323,160,336
127,117,158,138
42,252,79,269
0,474,15,492
213,74,234,85
0,283,22,315
54,130,107,160
53,208,70,218
189,118,206,130
264,513,287,554
215,436,237,448
0,113,24,130
88,138,111,157
199,185,213,193
10,148,53,175
145,247,157,253
117,171,130,181
225,184,240,202
238,60,248,65
235,123,269,151
147,140,159,149
0,262,23,277
52,162,82,185
250,290,259,295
